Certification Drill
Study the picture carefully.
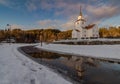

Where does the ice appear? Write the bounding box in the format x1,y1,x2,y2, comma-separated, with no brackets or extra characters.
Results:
36,43,120,60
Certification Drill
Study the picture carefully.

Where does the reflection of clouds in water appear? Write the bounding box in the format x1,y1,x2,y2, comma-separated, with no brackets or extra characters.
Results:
22,46,120,83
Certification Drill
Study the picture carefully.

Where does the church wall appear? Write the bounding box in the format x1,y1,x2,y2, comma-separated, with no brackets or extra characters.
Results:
92,26,99,38
77,31,81,39
82,29,87,38
72,30,78,38
75,21,82,31
86,29,93,38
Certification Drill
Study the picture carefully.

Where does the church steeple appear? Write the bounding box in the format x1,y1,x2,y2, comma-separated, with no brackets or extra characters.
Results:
77,5,85,24
77,6,83,20
79,6,82,16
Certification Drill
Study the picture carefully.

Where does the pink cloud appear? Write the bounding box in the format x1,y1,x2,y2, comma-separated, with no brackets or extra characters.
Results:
86,5,119,18
37,19,53,26
85,4,120,24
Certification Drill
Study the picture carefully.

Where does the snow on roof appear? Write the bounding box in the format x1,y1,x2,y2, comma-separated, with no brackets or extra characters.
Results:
75,19,85,22
85,24,95,29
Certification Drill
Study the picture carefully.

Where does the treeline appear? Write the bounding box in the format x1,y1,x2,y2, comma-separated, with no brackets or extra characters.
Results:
99,26,120,38
0,28,72,43
0,26,119,43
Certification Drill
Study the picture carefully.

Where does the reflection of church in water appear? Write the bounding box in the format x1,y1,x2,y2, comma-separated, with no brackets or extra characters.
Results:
61,56,97,79
72,7,99,39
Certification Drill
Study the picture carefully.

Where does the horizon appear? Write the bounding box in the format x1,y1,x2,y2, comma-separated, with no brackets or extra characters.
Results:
0,0,120,30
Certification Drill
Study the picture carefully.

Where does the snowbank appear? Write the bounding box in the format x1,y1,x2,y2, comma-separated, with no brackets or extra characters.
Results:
36,43,120,60
55,38,120,42
0,43,72,84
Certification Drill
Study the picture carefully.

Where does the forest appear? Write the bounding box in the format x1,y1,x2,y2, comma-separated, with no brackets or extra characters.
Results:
0,26,119,43
99,26,120,38
0,28,72,43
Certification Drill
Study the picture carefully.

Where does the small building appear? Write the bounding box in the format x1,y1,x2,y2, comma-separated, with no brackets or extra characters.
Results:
72,7,99,39
1,38,16,43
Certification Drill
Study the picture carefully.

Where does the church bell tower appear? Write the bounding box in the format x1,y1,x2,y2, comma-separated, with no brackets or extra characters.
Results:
75,6,85,31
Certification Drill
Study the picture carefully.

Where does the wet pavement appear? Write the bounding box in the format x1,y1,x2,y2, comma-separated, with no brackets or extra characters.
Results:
20,46,120,84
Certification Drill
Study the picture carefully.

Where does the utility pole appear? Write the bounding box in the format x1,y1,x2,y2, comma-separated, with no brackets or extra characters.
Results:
40,29,43,46
7,24,11,44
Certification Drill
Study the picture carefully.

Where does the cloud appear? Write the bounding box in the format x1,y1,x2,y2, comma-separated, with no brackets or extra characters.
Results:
54,2,81,16
86,5,119,19
9,24,36,30
85,4,120,24
2,0,120,21
10,24,22,29
5,24,24,29
0,0,9,6
61,21,74,30
25,0,39,11
37,19,76,31
25,0,84,16
0,0,26,10
37,19,52,26
26,2,37,11
1,0,120,28
26,0,120,24
36,0,120,30
37,19,64,29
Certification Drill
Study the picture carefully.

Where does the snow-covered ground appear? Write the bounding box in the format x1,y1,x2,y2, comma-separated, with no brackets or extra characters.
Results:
54,38,120,42
0,43,72,84
36,43,120,60
1,43,120,84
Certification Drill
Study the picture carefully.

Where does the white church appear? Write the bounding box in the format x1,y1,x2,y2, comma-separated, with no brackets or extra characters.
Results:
72,7,99,39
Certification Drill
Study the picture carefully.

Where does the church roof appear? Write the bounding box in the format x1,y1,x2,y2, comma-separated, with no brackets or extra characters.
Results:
85,24,95,30
75,29,80,32
76,18,86,22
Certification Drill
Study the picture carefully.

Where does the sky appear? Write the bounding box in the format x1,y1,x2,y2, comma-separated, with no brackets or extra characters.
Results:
0,0,120,30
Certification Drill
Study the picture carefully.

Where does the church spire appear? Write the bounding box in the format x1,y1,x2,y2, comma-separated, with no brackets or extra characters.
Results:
80,6,82,16
77,5,85,22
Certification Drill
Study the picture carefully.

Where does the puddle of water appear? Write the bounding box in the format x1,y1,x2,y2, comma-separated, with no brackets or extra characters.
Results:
21,46,120,84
